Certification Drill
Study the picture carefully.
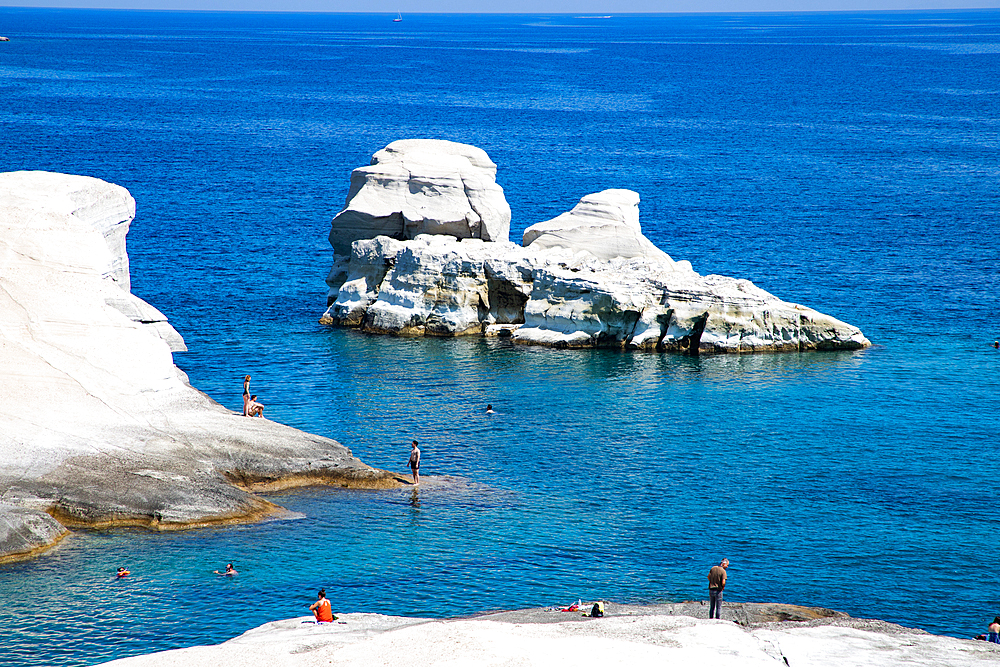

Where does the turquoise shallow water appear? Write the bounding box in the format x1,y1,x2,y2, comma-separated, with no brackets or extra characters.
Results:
1,9,999,666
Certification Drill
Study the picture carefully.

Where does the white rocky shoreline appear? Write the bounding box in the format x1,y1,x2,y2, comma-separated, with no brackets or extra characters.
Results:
98,601,1000,667
0,171,410,564
321,140,870,354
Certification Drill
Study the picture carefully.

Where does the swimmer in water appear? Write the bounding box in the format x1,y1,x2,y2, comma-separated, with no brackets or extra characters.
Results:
116,567,130,578
486,404,495,414
214,563,237,576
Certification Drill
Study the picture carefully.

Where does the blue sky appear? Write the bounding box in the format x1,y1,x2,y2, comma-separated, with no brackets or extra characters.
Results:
1,0,999,11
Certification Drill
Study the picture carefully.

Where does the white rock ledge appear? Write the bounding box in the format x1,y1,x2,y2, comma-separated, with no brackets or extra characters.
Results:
97,604,998,667
0,171,398,562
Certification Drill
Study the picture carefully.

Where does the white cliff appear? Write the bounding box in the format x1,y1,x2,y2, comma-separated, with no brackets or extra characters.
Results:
327,139,511,262
0,172,398,563
321,153,869,353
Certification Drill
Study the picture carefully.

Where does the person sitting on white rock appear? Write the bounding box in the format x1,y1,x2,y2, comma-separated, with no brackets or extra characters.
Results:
247,395,264,418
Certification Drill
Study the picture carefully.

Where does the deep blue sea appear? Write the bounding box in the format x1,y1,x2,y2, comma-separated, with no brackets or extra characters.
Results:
1,8,999,666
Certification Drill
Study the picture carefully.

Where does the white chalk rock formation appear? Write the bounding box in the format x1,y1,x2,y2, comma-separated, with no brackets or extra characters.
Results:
0,172,395,562
321,187,868,353
98,606,999,667
327,139,511,259
523,189,678,265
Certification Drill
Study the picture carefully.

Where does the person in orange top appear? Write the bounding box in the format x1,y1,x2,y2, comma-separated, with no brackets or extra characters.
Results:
310,588,334,622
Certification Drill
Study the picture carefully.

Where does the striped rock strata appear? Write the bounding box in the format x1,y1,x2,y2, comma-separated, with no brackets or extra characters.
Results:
0,172,398,563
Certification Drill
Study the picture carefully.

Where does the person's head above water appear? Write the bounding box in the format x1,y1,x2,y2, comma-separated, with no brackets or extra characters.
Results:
486,404,493,411
225,563,234,571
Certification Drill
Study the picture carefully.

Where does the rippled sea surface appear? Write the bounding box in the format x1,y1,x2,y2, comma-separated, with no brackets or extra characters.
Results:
1,9,1000,666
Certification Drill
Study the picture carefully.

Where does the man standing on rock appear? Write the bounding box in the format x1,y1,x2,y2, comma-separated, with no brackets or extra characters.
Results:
408,440,421,485
708,558,729,619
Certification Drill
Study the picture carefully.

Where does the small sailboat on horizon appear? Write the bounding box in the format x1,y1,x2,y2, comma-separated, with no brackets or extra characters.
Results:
393,12,402,22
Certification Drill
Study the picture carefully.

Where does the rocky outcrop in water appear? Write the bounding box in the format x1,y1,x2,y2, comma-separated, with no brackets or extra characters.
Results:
321,147,869,353
0,172,401,563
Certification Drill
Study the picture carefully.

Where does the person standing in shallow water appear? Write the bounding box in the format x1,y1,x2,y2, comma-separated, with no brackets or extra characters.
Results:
408,440,421,485
707,558,729,619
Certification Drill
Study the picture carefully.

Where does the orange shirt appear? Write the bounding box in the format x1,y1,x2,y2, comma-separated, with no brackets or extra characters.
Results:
314,598,333,622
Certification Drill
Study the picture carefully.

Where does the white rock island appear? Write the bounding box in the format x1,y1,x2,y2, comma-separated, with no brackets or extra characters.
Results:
321,140,869,353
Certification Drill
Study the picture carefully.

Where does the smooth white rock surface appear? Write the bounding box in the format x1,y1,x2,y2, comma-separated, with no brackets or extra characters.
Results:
327,139,512,259
522,189,678,265
98,612,999,667
0,171,389,551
